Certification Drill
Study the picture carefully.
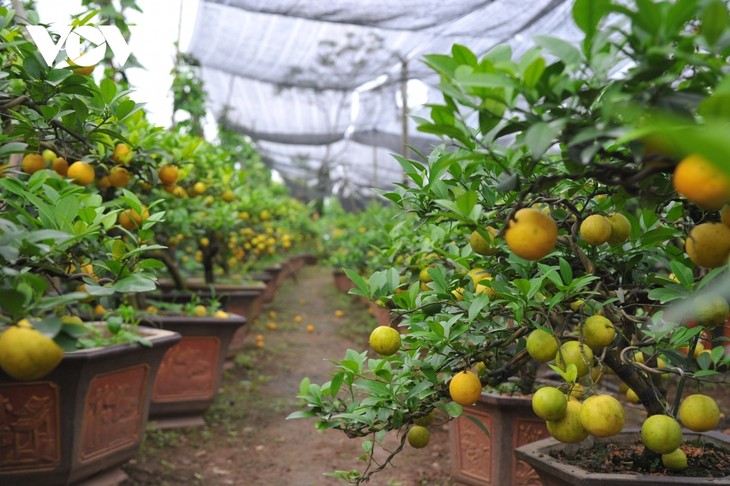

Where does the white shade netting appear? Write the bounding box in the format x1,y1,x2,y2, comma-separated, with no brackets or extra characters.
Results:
187,0,594,200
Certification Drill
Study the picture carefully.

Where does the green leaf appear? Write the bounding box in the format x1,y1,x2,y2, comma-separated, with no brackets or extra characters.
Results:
522,56,545,88
572,0,610,39
668,261,693,287
533,35,583,68
451,44,477,67
100,78,117,104
113,274,157,293
701,0,729,46
444,401,463,417
524,122,560,160
285,410,315,420
465,415,490,437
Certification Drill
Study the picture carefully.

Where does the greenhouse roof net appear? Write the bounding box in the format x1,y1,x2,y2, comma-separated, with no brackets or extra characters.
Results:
187,0,585,200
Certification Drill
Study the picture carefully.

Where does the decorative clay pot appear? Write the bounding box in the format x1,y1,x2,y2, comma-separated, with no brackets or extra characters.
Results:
141,314,246,429
0,326,180,486
450,391,548,486
514,430,730,486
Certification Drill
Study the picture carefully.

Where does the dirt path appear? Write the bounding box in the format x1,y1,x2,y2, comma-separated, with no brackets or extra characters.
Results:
123,265,453,486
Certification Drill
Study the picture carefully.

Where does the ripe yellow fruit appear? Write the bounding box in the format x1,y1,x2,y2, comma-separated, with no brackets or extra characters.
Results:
173,185,187,198
419,267,433,283
505,208,558,260
470,227,499,255
555,341,594,378
112,143,133,164
158,165,179,185
200,237,210,248
294,315,303,324
21,153,46,174
546,400,589,443
606,213,631,244
192,305,207,317
306,324,315,333
68,56,94,75
0,326,64,380
268,310,278,319
678,394,721,432
118,207,149,231
214,310,229,319
108,166,131,188
582,315,616,351
532,386,567,420
96,176,111,189
42,149,57,162
407,425,430,448
449,370,482,407
266,321,277,331
222,190,235,202
369,326,401,356
685,223,730,268
452,287,464,301
335,309,344,318
579,395,625,437
641,415,682,454
67,161,95,185
662,448,688,472
626,388,640,404
526,329,559,363
694,296,729,327
673,154,730,210
580,215,612,245
193,181,206,195
51,157,69,176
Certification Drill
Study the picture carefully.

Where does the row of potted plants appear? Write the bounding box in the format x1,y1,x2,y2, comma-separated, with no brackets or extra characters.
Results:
293,1,730,485
0,4,317,484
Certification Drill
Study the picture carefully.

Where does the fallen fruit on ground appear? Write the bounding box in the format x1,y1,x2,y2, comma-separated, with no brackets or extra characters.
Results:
641,414,682,454
678,394,721,432
368,326,401,356
449,370,482,407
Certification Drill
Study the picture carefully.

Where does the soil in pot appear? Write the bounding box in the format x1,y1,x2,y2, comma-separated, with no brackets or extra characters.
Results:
549,437,730,478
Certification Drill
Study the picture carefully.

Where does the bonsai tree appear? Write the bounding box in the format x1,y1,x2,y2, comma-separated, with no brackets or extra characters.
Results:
0,5,168,379
292,0,730,482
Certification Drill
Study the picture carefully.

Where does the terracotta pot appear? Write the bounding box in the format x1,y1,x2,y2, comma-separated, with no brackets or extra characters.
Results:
367,301,401,329
450,392,548,486
514,430,730,485
333,269,356,294
252,272,277,303
141,314,246,429
0,326,180,486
